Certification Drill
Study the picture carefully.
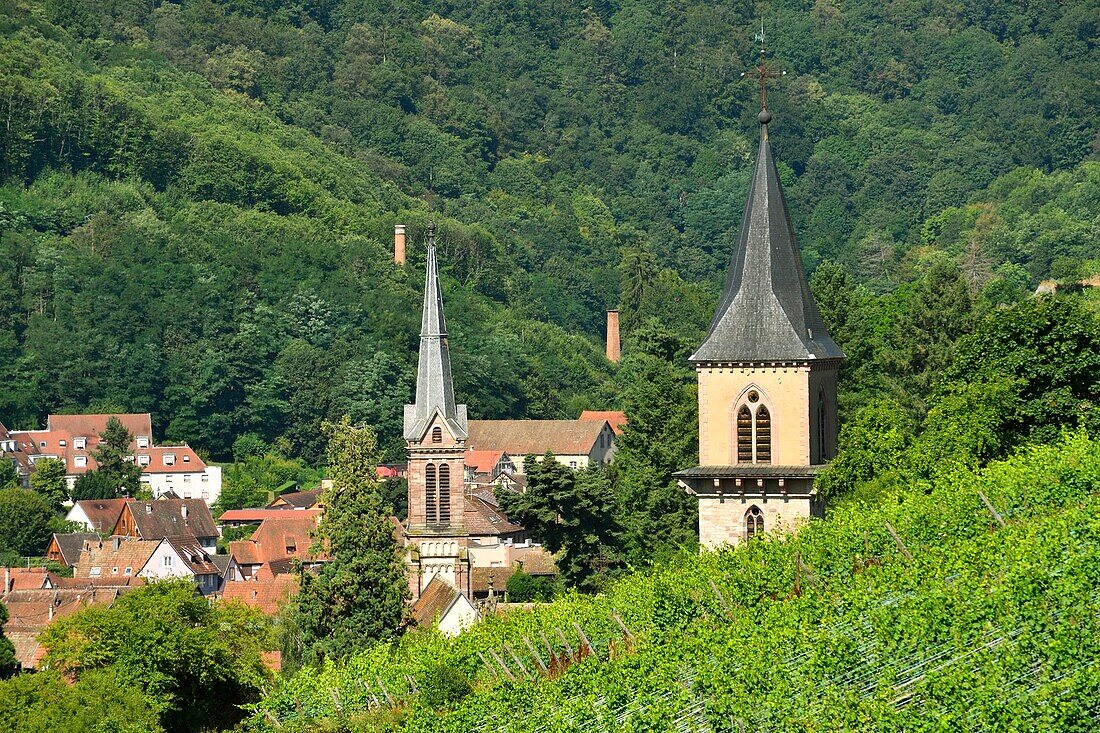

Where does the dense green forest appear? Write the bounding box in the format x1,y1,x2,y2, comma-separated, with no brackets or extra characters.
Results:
0,0,1097,469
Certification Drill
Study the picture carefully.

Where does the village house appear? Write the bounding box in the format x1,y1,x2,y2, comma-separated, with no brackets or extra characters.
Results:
228,513,326,579
579,410,627,436
65,498,128,534
111,499,218,553
220,574,299,615
0,413,222,505
266,489,321,510
73,534,235,595
74,537,160,583
44,532,99,568
465,419,618,473
409,576,478,636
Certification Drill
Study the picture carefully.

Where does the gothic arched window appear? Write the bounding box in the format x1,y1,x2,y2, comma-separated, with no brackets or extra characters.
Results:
755,406,771,464
736,406,753,462
745,506,764,540
431,426,443,444
425,463,438,523
439,464,451,523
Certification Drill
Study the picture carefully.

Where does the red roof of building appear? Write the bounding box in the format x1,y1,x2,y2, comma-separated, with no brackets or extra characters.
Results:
410,576,464,626
221,575,299,615
467,420,610,457
2,586,131,669
465,449,505,476
579,410,628,435
267,490,321,509
219,508,322,524
2,568,49,592
138,445,207,474
229,514,324,567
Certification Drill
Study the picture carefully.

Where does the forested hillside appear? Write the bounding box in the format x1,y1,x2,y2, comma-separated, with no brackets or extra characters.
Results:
1,0,1097,467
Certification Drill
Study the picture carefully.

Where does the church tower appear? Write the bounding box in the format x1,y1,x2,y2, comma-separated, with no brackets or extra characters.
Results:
404,222,470,597
677,106,845,549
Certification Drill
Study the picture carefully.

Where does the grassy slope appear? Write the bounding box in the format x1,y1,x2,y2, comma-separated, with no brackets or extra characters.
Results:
252,432,1100,732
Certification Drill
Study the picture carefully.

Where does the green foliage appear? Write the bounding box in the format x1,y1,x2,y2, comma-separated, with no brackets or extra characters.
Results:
291,418,408,665
73,416,143,498
505,568,557,603
249,432,1100,733
216,452,317,513
0,603,14,677
28,457,68,511
816,399,915,500
0,462,17,489
0,486,54,557
499,457,625,592
39,579,271,733
417,662,473,710
0,668,163,733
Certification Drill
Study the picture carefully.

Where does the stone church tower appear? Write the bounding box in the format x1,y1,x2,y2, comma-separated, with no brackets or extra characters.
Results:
403,222,471,598
677,113,845,549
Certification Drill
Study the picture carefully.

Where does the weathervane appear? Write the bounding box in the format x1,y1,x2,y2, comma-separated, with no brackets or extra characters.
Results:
740,20,786,125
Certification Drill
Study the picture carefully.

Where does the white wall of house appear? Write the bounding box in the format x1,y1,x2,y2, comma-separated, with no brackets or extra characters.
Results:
139,540,220,595
141,466,222,505
437,593,479,637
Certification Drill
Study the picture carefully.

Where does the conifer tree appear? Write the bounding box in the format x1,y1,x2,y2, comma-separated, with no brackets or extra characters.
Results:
73,416,143,499
293,418,408,665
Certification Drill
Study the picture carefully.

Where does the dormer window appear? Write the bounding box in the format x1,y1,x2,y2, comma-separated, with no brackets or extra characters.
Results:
74,437,86,450
431,427,442,444
163,453,175,465
183,455,190,463
136,436,150,449
138,454,150,466
74,455,87,468
59,440,67,447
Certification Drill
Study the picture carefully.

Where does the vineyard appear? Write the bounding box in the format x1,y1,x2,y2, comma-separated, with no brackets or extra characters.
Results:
250,431,1100,732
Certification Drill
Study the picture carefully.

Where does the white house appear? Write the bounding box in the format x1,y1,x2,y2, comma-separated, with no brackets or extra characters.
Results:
140,537,224,596
410,576,479,636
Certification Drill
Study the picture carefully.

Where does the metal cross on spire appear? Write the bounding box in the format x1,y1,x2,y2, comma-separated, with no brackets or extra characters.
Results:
740,20,786,124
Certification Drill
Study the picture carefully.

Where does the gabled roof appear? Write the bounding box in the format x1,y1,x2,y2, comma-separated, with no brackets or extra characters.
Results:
46,413,152,439
465,449,506,476
410,575,466,626
221,575,299,615
403,223,468,442
229,514,324,567
267,490,320,509
74,538,160,579
139,445,207,474
2,568,50,592
2,586,129,669
515,547,559,576
579,411,628,435
49,533,100,566
162,537,221,576
467,420,609,457
219,508,322,524
68,499,128,533
123,499,217,541
464,488,524,536
691,126,844,363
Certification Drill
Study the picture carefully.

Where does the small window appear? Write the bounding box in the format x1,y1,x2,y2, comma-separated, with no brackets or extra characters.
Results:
431,427,442,444
201,492,209,500
137,454,150,466
165,475,173,482
124,566,132,576
74,455,88,467
163,555,173,567
569,461,577,469
40,441,46,447
183,454,190,462
163,453,175,465
136,436,149,449
201,474,209,482
745,506,764,541
90,567,101,576
111,566,118,575
183,474,191,482
74,437,86,450
59,440,67,447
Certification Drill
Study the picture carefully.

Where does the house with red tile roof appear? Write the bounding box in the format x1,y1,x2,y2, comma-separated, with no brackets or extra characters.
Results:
45,533,100,568
266,489,321,510
112,499,219,552
579,410,628,436
466,419,618,473
1,585,132,670
0,414,222,505
464,449,515,482
220,574,299,615
219,508,322,527
409,576,477,636
228,514,326,579
65,498,129,534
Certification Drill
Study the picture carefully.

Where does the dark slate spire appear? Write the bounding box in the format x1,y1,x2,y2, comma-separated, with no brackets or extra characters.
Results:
690,123,844,363
404,222,468,441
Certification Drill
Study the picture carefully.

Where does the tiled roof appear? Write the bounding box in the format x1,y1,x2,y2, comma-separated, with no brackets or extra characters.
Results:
123,499,217,540
74,538,160,579
268,490,320,509
579,411,628,435
221,575,299,615
48,575,145,589
2,587,129,669
3,568,49,592
467,420,608,457
9,414,154,475
46,413,153,440
515,548,558,576
463,488,523,536
219,508,322,523
465,449,505,475
137,445,207,474
229,514,324,567
164,537,220,576
470,566,516,594
50,533,100,566
410,575,462,626
69,499,128,534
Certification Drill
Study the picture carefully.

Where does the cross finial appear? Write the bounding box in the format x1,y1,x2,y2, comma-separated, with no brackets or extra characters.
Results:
740,20,786,125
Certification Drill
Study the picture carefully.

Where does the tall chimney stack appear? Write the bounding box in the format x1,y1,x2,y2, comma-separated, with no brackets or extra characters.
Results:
606,310,621,363
394,224,407,266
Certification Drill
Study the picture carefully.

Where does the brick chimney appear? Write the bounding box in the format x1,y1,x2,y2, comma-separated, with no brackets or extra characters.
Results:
394,224,407,266
606,310,621,363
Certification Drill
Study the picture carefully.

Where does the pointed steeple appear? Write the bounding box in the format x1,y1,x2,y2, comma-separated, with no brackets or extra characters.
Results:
690,119,844,363
404,222,468,441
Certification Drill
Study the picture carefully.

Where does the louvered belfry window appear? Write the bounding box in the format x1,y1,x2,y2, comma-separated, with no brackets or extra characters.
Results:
737,406,754,462
431,426,442,444
425,464,438,523
438,464,451,523
755,406,772,464
736,391,772,464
